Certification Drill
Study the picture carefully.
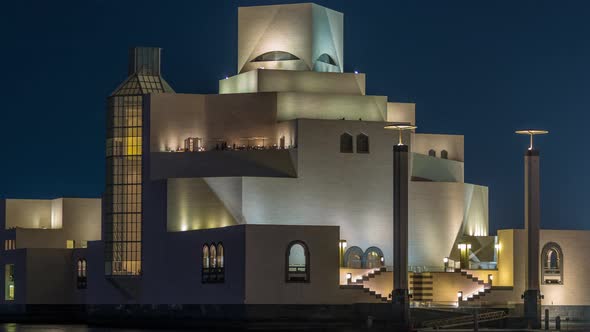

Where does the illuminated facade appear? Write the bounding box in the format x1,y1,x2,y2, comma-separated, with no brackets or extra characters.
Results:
4,3,590,322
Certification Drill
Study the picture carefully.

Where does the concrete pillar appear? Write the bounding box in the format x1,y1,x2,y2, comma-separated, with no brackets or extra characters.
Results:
392,144,410,326
524,149,541,329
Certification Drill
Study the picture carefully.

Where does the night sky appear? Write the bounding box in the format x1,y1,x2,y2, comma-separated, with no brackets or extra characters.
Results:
2,0,589,233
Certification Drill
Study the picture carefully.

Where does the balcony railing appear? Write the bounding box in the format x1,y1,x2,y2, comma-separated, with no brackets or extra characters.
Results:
202,267,225,283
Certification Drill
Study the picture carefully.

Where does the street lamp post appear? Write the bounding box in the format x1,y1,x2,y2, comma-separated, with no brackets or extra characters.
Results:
384,124,416,330
516,129,548,329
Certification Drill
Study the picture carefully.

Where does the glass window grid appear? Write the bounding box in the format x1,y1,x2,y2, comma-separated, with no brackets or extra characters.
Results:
105,74,170,276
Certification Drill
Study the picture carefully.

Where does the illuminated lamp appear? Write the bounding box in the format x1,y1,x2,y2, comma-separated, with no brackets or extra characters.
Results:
346,273,352,284
515,129,549,150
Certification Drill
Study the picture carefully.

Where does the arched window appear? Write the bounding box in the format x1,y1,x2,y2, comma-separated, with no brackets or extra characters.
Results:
340,133,353,153
542,242,563,285
362,247,384,269
252,51,299,62
428,149,436,157
202,243,224,283
441,150,448,159
76,258,87,289
356,134,369,153
286,241,310,282
344,246,364,269
217,243,224,269
316,53,337,66
202,245,210,269
209,244,217,269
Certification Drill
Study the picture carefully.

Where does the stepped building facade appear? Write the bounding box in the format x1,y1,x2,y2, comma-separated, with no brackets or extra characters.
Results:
1,3,590,320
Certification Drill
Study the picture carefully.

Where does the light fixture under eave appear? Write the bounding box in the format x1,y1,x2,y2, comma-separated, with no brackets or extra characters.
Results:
515,129,548,150
384,124,417,146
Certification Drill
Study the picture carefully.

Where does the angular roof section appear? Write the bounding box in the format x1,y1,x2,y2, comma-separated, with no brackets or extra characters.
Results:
111,74,174,97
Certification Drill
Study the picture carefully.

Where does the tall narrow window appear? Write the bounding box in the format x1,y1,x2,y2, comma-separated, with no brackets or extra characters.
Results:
217,243,224,269
217,243,225,282
356,134,369,153
77,259,87,289
209,244,217,269
4,264,14,301
286,241,310,282
428,149,436,157
202,245,210,283
340,133,353,153
441,150,448,159
542,242,563,285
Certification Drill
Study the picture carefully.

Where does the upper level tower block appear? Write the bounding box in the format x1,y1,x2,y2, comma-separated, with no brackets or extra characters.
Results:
238,3,343,74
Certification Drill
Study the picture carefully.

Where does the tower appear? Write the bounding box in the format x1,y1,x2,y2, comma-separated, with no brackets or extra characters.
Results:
104,47,174,276
237,3,343,74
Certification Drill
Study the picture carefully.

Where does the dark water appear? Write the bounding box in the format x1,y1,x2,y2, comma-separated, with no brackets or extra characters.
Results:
0,325,188,332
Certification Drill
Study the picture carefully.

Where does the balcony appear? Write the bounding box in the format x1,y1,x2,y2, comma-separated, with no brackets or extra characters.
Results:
150,147,297,179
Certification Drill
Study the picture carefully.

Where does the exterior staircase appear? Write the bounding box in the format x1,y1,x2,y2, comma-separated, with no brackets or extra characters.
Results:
341,267,390,303
456,269,492,303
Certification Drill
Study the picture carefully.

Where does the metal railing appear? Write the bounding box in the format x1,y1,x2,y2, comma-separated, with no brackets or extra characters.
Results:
422,310,507,329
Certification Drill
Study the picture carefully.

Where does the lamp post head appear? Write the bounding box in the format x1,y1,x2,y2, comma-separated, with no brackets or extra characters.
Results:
384,124,417,146
515,129,548,150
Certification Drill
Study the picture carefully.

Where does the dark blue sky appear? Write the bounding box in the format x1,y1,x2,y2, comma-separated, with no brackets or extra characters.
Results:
1,0,589,233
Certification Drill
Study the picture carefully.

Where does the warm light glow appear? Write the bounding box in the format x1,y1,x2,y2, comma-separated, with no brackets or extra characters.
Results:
354,70,359,74
384,124,418,145
495,243,501,250
489,274,494,281
443,257,449,263
346,273,352,280
467,244,472,250
457,291,463,299
515,129,548,150
339,240,347,249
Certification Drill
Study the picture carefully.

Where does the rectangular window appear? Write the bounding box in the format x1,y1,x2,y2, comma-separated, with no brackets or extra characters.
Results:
4,264,14,301
4,240,15,251
66,240,75,249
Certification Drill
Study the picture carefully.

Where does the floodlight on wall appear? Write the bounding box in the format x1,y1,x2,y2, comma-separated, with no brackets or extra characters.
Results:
443,257,449,263
457,291,463,301
495,244,501,250
354,70,359,74
384,124,418,146
488,274,494,283
515,129,549,150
